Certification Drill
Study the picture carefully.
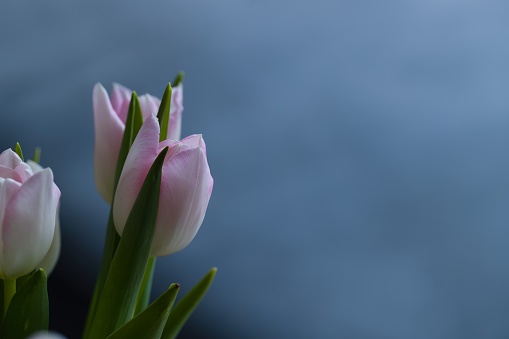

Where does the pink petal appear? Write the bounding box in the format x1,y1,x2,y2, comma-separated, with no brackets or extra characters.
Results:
110,82,132,124
138,94,161,120
180,134,207,155
1,169,60,279
0,149,22,168
93,83,125,203
38,207,61,275
14,162,34,183
167,84,183,140
0,166,23,182
113,115,160,235
151,145,213,256
27,160,44,173
0,178,22,259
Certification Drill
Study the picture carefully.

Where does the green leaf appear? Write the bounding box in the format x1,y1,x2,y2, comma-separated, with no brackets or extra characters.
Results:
32,147,41,164
173,72,184,87
156,84,172,142
134,257,156,316
115,92,144,183
162,268,217,339
0,269,48,339
0,279,3,324
83,213,120,339
87,147,169,339
16,269,38,290
84,91,144,339
14,143,24,161
107,283,180,339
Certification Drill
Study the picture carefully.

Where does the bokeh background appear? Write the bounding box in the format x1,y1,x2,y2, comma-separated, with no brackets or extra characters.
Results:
2,1,509,338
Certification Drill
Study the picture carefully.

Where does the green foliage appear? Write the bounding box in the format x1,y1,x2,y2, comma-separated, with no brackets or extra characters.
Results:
0,269,48,339
156,84,172,142
87,147,169,339
173,72,184,87
134,257,157,316
32,147,41,164
84,92,145,339
107,284,180,339
14,142,24,161
162,268,217,339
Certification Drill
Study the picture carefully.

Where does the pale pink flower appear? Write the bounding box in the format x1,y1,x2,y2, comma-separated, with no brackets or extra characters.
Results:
93,82,183,203
0,149,60,279
113,116,213,256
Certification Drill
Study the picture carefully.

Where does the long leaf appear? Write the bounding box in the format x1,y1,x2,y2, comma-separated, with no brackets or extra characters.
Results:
107,283,180,339
84,92,144,338
173,72,184,87
162,268,217,339
0,269,48,339
14,142,24,161
156,83,172,142
87,147,169,339
134,256,156,316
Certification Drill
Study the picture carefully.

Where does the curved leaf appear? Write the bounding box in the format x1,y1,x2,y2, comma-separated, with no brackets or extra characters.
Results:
107,283,179,339
0,269,48,339
162,268,217,339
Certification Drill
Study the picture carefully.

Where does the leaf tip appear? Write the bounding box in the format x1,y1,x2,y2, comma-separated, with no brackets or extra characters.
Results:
173,72,184,86
14,142,24,161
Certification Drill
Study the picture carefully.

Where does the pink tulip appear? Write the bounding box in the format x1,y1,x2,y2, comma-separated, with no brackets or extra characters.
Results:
0,149,60,279
93,82,184,203
113,115,213,256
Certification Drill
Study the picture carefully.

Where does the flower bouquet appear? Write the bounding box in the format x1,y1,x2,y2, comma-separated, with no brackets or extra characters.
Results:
0,74,216,339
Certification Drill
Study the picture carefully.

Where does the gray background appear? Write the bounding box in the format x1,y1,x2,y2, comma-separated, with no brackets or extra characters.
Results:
2,0,509,338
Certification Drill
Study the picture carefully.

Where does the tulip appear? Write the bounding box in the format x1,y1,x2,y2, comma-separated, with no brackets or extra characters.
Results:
93,82,184,203
113,115,213,256
0,149,60,279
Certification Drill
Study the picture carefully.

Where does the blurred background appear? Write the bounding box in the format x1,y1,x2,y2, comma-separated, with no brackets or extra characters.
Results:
2,0,509,338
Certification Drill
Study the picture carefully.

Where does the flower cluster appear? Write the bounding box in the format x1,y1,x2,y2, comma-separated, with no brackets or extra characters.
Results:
0,78,216,339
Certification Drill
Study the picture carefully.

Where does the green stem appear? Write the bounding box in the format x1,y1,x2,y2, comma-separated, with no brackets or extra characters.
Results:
3,278,16,318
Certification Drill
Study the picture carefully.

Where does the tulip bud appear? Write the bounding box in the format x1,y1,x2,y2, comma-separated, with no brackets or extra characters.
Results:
0,149,60,279
113,115,213,256
93,82,184,203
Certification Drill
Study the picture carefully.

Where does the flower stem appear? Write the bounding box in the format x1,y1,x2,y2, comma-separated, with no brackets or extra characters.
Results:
3,278,16,318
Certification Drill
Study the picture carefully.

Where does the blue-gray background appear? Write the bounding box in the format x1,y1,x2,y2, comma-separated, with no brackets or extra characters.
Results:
2,1,509,338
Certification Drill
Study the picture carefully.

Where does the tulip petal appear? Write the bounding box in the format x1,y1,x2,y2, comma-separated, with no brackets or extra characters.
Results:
180,134,207,155
27,332,67,339
93,83,125,203
38,209,61,275
15,162,34,183
113,115,160,235
167,84,183,140
0,178,21,263
111,82,132,124
0,149,22,168
0,165,23,182
1,169,60,278
152,146,213,256
138,94,161,121
27,160,44,173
